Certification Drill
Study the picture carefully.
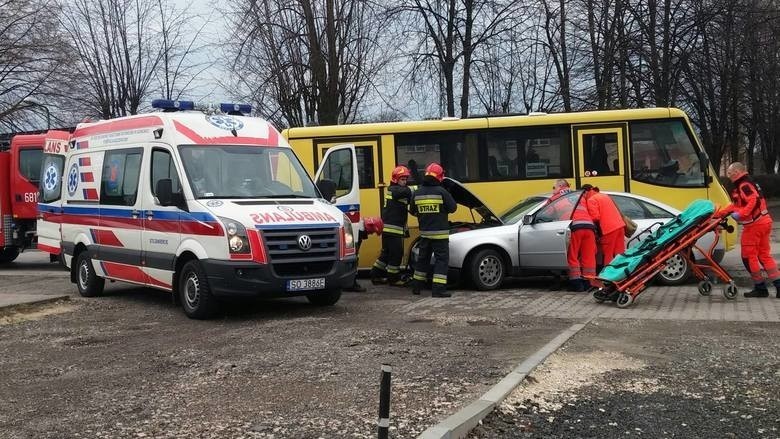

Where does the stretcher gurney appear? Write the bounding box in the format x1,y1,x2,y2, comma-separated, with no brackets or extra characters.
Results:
591,199,737,308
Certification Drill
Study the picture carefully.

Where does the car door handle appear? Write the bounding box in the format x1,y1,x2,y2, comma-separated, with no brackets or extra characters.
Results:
556,230,566,235
145,211,154,219
131,210,140,219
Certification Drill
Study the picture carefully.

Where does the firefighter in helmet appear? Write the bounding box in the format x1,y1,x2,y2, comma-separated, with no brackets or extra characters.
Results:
371,165,414,286
410,163,457,297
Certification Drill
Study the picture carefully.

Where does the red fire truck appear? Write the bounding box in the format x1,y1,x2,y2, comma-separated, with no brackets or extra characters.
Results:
0,130,69,263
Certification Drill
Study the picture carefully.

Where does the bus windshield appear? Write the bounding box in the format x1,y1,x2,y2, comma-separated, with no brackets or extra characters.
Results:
630,120,705,187
179,145,318,199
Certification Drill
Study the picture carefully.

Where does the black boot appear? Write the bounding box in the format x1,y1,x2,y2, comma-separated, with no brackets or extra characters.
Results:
569,278,588,292
774,279,780,298
432,290,451,298
744,283,769,298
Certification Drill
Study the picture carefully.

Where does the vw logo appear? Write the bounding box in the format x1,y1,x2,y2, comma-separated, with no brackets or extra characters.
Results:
297,235,312,251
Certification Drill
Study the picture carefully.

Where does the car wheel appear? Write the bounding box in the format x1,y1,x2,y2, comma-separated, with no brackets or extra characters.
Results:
307,289,342,306
0,247,20,264
75,252,105,297
655,252,691,285
179,260,218,319
470,248,505,291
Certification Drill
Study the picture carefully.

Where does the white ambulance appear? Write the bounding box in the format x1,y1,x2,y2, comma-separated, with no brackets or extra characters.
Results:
37,100,359,319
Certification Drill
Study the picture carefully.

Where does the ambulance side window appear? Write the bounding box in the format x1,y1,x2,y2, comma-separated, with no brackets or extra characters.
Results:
101,148,143,206
151,149,181,196
40,154,65,203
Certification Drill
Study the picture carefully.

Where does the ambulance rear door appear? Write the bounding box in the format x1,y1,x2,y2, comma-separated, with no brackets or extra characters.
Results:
37,134,70,255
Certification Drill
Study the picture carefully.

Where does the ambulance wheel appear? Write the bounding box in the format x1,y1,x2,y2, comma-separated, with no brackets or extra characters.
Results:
723,284,738,300
307,289,342,306
655,253,691,285
697,280,713,296
179,260,218,319
469,248,505,291
615,292,634,308
75,252,105,297
0,247,20,264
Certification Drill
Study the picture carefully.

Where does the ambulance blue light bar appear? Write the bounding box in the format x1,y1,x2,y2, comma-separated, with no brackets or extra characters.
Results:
220,103,252,115
151,99,195,111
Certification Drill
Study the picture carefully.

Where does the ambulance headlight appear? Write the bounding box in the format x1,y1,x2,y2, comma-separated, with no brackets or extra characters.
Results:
219,216,250,255
229,235,244,252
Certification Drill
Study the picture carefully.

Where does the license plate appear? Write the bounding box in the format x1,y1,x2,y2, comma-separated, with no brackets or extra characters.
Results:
287,278,325,292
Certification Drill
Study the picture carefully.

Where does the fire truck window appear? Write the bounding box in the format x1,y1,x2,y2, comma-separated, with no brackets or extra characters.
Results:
19,149,43,183
101,149,143,206
151,149,181,196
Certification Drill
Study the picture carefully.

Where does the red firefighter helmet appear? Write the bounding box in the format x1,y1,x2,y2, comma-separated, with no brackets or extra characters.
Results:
424,162,445,182
390,165,411,184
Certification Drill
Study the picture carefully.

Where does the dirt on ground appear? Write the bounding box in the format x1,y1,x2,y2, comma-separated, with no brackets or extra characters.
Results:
470,319,780,438
0,281,574,439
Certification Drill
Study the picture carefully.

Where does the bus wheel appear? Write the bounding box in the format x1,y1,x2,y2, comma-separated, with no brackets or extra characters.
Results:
0,247,20,264
470,249,505,291
179,260,218,319
307,289,342,306
75,252,105,297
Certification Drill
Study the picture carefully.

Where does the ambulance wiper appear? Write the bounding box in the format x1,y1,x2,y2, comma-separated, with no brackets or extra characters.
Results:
265,194,311,198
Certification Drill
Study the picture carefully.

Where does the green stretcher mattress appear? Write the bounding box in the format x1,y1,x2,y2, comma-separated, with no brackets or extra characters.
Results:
598,199,716,283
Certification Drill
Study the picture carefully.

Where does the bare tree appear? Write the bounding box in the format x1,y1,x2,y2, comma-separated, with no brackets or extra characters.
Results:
60,0,165,118
155,0,213,101
227,0,388,127
0,0,71,131
389,0,518,117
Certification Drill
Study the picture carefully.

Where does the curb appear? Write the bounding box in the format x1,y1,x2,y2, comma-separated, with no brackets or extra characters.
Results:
417,319,592,439
0,295,70,314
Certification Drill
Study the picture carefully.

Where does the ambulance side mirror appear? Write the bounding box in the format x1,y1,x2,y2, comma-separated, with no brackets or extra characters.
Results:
316,178,337,203
155,179,174,206
522,214,534,225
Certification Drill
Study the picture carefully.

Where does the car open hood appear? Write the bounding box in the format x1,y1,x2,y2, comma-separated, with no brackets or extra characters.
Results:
442,177,503,225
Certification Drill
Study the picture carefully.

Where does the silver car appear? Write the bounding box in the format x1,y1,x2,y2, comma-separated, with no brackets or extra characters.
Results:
413,178,726,290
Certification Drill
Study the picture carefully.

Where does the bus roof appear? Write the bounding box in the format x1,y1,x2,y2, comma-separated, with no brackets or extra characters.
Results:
285,107,685,138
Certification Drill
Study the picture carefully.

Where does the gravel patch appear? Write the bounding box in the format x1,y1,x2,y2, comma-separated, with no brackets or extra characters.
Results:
470,319,780,438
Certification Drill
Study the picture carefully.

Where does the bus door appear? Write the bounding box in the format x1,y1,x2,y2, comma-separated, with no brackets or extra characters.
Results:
573,125,628,192
313,138,381,268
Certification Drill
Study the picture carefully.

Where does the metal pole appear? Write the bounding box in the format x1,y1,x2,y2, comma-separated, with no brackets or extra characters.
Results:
378,364,392,439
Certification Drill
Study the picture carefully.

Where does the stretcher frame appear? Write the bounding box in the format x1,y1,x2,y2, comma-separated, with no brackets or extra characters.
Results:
592,213,737,308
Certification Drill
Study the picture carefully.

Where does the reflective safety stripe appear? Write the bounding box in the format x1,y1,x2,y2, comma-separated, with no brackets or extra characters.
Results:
432,274,447,284
373,260,387,269
383,224,404,235
414,194,442,201
385,193,409,204
420,231,449,239
387,266,400,274
415,199,443,206
413,271,427,281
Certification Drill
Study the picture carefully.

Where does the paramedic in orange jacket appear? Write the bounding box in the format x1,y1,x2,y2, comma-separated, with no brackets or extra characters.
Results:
546,180,597,291
720,162,780,298
583,184,626,266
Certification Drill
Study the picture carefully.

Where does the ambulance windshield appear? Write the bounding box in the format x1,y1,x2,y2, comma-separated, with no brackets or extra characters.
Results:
179,145,318,199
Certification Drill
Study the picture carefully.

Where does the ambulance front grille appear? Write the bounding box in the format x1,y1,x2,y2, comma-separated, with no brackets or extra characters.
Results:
262,227,339,277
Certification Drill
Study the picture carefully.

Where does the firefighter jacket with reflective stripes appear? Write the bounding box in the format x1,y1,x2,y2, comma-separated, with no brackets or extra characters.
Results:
410,181,457,239
382,184,413,235
727,173,770,224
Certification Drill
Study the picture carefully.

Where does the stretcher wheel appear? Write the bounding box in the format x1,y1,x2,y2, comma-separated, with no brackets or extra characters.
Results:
697,280,713,296
723,284,738,300
615,293,634,308
592,288,608,303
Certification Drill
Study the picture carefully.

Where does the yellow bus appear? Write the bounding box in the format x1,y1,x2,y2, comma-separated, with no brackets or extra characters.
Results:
283,108,734,269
